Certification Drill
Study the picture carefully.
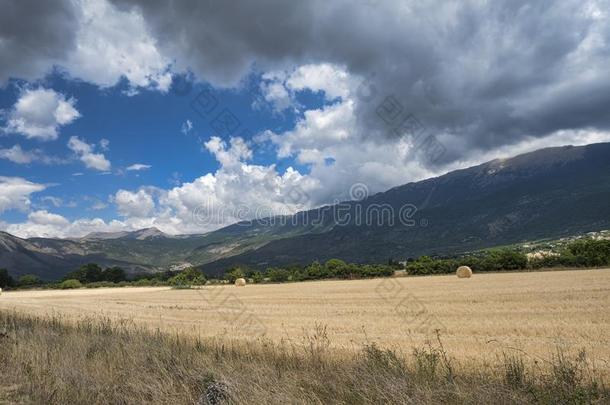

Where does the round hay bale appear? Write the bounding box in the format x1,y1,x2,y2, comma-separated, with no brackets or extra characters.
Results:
456,266,472,278
234,278,246,287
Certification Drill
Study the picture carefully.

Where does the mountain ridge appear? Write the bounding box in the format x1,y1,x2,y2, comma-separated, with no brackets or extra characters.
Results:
2,142,610,279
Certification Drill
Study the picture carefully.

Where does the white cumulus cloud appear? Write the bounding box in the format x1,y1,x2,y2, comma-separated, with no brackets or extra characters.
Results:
3,88,80,141
67,136,111,171
114,189,156,218
0,177,47,213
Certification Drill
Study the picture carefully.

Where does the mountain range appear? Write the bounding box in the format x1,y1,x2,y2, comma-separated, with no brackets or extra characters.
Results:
2,142,610,279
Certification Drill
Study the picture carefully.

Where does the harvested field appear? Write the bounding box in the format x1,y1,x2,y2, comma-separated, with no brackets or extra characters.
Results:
1,269,609,372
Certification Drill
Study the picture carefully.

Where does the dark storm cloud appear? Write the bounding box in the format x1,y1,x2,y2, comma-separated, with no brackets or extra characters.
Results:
4,0,608,166
0,0,78,84
108,0,610,166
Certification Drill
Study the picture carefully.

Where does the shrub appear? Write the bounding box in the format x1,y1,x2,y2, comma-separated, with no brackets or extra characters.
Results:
568,239,610,267
224,267,245,283
85,281,117,288
169,267,206,286
484,249,528,271
304,261,327,279
325,259,348,276
266,268,289,282
18,274,41,287
250,271,264,284
406,256,454,275
59,279,83,289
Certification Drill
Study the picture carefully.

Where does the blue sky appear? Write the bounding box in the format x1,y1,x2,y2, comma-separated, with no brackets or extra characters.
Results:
1,0,610,238
0,72,309,219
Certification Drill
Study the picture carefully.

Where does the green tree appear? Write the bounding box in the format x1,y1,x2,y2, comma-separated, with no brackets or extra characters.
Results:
64,263,104,283
485,249,527,271
305,261,326,279
18,274,40,287
325,259,348,276
266,267,289,282
83,263,104,282
103,267,127,283
0,269,15,289
169,267,206,286
568,239,610,267
225,267,245,283
251,271,264,284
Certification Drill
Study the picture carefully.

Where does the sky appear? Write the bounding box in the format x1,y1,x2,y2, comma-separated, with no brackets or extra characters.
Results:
1,0,610,238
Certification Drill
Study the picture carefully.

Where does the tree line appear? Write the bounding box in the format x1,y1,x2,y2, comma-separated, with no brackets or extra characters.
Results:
401,239,610,275
1,238,609,290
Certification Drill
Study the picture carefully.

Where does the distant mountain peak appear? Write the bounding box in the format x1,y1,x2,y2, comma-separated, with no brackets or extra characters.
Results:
83,227,169,241
131,227,168,240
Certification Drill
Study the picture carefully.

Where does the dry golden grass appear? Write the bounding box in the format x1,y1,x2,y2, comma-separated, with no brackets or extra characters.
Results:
1,268,610,374
0,309,607,404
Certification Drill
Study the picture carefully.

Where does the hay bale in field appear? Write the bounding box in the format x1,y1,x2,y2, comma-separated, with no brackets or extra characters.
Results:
456,266,472,278
234,278,246,287
0,287,2,295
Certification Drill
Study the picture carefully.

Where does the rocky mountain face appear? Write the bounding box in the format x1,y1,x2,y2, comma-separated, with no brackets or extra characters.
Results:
2,143,610,279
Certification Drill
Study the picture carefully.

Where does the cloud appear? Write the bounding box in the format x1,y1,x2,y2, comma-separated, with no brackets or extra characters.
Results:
257,64,351,112
99,138,110,151
0,0,171,91
2,211,129,239
126,163,151,171
0,144,66,165
150,136,318,233
40,196,63,208
181,119,193,135
90,201,108,210
72,136,319,235
67,136,111,171
0,176,47,213
0,145,38,164
109,0,610,166
0,0,78,84
3,0,608,164
3,88,80,141
64,0,172,92
113,189,155,217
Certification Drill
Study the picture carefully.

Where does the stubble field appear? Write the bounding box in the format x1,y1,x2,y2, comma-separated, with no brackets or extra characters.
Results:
1,268,609,371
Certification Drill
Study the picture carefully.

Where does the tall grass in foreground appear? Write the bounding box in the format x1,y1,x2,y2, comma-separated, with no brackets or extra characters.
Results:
0,311,607,404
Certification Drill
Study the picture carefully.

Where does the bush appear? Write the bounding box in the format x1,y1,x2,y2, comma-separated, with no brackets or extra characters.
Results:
266,268,289,282
568,239,610,267
325,259,348,276
406,256,455,275
85,281,117,288
224,267,245,283
250,271,264,284
304,261,327,279
18,274,41,287
59,279,83,289
484,249,528,271
169,267,206,286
